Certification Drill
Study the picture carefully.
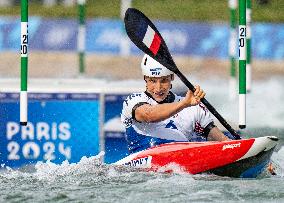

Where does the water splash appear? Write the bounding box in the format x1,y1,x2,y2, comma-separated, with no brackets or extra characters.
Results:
271,146,284,177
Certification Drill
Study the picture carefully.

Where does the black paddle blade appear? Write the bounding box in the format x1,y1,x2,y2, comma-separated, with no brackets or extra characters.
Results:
124,8,178,73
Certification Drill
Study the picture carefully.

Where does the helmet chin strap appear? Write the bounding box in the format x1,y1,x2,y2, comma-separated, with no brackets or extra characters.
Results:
144,89,174,104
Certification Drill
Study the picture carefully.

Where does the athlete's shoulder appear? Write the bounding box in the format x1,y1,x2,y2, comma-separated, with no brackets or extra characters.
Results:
122,92,150,114
123,92,148,106
121,92,149,123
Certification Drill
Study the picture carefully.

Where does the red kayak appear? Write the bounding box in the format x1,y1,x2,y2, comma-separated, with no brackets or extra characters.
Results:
115,136,278,178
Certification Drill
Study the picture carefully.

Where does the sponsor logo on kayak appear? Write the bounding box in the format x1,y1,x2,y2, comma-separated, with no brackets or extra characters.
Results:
222,142,241,150
123,156,152,168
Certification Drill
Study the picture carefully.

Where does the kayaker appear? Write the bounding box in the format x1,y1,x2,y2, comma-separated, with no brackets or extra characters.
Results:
121,54,230,153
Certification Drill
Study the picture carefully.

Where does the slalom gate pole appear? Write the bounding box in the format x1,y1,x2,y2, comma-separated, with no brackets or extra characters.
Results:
246,0,252,92
239,0,247,129
20,0,28,126
77,0,86,74
120,0,132,19
120,0,132,56
228,0,237,100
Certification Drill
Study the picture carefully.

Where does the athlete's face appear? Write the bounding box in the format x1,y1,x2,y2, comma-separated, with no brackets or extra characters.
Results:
145,75,174,102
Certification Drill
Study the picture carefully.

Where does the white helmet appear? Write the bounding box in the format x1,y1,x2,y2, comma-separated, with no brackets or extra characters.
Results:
141,54,173,77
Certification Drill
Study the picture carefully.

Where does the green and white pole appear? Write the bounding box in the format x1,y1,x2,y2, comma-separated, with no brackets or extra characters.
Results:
77,0,86,74
120,0,132,56
120,0,132,19
239,0,246,129
20,0,28,126
228,0,237,100
246,0,252,92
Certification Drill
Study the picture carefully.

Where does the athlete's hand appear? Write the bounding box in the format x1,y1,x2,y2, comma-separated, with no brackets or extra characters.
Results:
182,85,206,107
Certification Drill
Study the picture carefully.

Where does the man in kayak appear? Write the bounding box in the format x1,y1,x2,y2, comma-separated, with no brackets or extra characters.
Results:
121,54,230,154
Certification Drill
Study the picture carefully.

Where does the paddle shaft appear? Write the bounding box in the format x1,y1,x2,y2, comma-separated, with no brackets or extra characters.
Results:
174,69,241,140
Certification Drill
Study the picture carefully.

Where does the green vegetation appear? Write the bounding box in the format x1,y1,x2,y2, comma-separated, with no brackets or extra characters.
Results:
1,0,284,22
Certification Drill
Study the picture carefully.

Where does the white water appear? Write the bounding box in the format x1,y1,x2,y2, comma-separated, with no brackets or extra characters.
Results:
0,144,283,202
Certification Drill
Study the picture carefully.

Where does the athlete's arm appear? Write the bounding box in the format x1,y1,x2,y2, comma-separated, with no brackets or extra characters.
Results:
207,127,231,141
135,86,205,122
135,101,187,122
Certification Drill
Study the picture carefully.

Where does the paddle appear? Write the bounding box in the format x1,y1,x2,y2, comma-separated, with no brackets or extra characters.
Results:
124,8,241,140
